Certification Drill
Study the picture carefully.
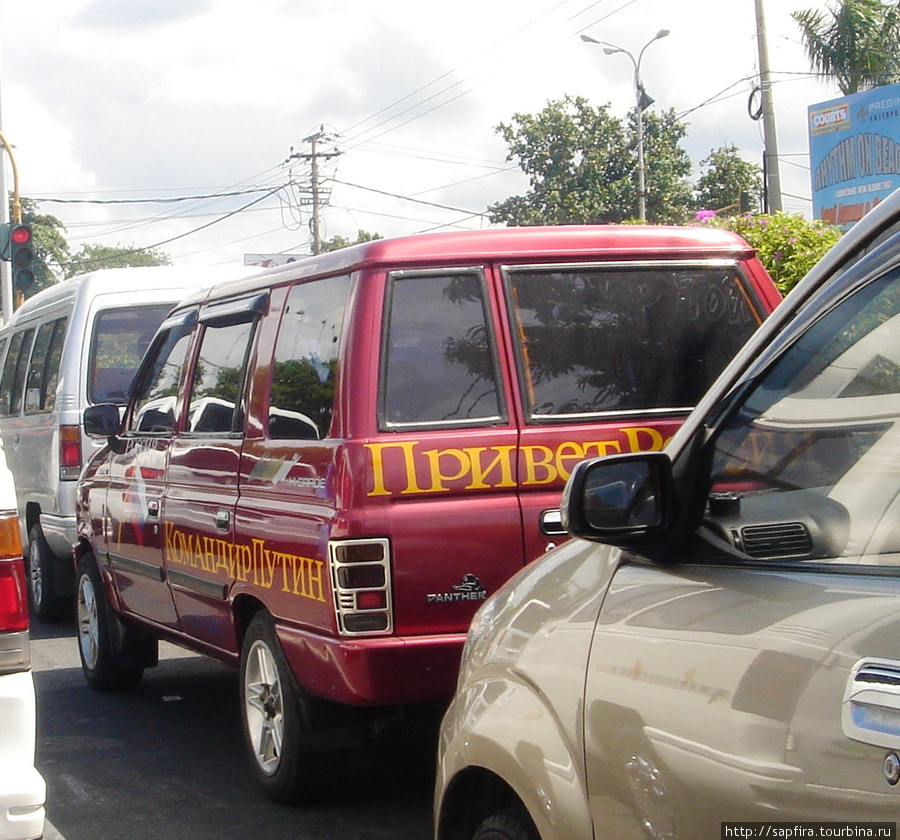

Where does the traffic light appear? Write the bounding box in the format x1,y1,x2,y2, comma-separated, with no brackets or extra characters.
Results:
9,224,35,293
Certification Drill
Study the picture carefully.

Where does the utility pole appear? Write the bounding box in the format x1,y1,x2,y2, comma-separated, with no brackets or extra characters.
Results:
286,126,341,255
754,0,783,213
0,26,12,323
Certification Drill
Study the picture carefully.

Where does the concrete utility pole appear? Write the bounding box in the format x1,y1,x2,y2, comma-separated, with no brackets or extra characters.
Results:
754,0,783,213
286,127,341,255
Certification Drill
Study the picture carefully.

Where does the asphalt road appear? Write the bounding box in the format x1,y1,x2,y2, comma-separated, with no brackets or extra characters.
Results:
30,620,439,840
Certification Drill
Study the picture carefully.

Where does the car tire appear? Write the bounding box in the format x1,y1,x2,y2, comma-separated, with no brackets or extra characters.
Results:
239,610,349,804
27,524,67,621
76,554,144,691
472,810,540,840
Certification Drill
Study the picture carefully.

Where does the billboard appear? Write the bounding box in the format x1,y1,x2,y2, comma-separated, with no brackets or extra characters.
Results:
808,82,900,231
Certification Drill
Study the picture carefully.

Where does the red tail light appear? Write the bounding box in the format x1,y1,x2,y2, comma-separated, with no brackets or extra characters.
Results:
60,424,82,479
0,510,26,632
0,559,28,633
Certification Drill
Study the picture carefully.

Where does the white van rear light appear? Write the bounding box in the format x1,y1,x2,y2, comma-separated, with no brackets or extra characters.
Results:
60,424,82,479
0,527,28,632
330,538,393,636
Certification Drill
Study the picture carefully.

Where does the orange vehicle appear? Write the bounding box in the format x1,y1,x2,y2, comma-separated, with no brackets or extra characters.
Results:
73,225,780,803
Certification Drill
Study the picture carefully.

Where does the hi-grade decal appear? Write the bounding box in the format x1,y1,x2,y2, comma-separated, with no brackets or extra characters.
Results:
164,524,326,602
366,427,670,497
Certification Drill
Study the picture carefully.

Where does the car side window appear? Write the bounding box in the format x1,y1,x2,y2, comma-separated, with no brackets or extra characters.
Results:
129,322,194,434
0,329,36,418
380,270,504,429
269,275,350,440
704,263,900,567
185,317,256,434
505,264,764,420
24,317,67,414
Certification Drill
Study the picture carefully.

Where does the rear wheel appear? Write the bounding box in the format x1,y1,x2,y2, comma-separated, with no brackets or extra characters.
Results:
240,611,349,804
76,555,144,691
27,524,67,621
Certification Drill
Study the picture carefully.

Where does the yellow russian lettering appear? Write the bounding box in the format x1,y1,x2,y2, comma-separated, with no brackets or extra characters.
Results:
522,445,557,486
622,426,665,452
464,446,516,490
365,441,427,496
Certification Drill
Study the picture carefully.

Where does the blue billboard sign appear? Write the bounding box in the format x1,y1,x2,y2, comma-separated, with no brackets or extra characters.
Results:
808,82,900,230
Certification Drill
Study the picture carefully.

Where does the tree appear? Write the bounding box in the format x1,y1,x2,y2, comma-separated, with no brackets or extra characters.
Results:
792,0,900,94
488,95,693,226
64,243,171,279
320,230,382,252
694,145,764,215
17,198,70,296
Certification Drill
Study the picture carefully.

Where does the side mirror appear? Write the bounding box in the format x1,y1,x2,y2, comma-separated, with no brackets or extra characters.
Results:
83,403,121,439
562,452,674,543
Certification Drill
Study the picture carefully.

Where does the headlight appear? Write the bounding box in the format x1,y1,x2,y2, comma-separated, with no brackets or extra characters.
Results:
459,593,500,678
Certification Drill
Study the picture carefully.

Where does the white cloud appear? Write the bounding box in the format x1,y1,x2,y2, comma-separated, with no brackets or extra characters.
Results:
0,0,839,267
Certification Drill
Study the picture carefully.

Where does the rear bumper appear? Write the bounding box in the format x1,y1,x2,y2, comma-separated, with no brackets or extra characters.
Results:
276,624,466,706
0,767,45,840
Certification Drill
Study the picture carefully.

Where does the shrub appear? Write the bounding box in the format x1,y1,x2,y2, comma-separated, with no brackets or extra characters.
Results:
694,211,842,295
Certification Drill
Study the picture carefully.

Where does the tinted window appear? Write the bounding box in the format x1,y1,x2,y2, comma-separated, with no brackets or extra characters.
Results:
186,318,255,434
706,264,900,566
25,317,67,414
270,275,350,440
506,265,763,420
382,271,503,428
130,323,193,434
0,329,35,417
90,304,174,404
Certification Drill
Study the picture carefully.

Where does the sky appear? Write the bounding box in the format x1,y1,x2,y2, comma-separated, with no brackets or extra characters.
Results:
0,0,840,271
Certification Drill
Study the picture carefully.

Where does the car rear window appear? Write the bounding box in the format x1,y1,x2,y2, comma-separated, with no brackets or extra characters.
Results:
505,263,765,421
89,304,175,404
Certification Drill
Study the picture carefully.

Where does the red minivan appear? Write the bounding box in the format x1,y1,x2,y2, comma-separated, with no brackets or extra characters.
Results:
74,225,780,803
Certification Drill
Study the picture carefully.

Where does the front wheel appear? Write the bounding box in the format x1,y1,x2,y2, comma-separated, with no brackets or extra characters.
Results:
76,555,143,691
239,611,349,804
473,810,540,840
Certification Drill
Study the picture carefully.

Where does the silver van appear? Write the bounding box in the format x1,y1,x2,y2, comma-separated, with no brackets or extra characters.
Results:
0,266,234,620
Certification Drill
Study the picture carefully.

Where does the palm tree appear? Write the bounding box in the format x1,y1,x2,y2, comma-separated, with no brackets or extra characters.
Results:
792,0,900,94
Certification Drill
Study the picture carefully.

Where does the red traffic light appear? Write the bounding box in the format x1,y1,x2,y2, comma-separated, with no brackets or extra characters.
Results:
10,225,31,246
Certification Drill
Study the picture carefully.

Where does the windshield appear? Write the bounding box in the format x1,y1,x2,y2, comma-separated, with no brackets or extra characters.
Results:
707,264,900,564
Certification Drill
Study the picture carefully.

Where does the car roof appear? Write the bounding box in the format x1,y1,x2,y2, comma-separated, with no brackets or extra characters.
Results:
177,224,760,309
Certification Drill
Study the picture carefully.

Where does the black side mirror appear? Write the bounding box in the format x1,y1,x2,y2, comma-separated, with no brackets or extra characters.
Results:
562,452,674,543
84,403,121,439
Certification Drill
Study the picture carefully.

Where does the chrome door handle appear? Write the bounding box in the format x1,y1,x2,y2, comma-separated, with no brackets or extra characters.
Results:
215,509,231,532
842,658,900,748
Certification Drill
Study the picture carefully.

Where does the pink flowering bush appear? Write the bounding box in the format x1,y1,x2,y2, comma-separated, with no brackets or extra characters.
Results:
693,211,841,295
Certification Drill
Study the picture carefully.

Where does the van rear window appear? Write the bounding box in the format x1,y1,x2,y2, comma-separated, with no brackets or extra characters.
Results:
90,304,175,404
505,264,764,421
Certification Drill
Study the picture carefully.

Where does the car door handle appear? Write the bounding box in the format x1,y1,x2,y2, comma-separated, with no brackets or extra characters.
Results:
842,658,900,748
147,499,160,519
540,508,567,537
215,510,231,533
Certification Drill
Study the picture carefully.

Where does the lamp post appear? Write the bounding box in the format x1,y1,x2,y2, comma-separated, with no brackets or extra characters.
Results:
581,29,669,221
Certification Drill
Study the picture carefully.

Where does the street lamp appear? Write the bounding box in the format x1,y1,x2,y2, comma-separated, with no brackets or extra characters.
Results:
581,29,670,221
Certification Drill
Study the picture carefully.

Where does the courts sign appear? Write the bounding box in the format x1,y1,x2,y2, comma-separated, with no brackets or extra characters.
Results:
808,82,900,230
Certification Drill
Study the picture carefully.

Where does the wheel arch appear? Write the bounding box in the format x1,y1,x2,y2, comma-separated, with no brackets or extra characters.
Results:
438,766,538,840
438,679,593,840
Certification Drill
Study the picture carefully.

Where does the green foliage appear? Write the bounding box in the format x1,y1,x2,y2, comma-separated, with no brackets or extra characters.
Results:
320,230,382,252
632,108,693,224
793,0,900,93
694,145,763,215
489,95,631,225
18,198,70,297
65,242,171,279
696,212,842,294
